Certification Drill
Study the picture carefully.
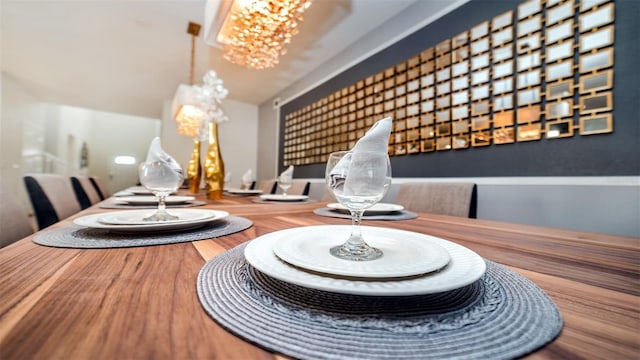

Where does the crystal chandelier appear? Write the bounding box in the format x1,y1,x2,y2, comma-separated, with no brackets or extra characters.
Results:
211,0,313,70
173,22,206,138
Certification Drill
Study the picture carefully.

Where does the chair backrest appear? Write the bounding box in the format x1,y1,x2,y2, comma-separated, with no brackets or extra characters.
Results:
24,174,82,229
89,176,108,200
71,176,102,209
394,182,477,218
257,180,277,194
0,179,34,247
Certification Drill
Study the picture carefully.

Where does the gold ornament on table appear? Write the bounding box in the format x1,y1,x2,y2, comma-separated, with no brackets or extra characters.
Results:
187,140,202,193
204,121,225,200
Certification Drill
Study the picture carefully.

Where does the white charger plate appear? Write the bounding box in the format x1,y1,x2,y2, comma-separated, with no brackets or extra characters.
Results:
244,225,486,296
225,188,263,195
272,226,450,278
74,209,229,233
327,202,405,214
116,195,195,205
260,194,308,202
98,209,220,225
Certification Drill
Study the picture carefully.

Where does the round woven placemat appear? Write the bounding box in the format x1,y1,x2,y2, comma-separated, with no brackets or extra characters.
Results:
197,243,562,360
33,216,252,249
313,207,418,220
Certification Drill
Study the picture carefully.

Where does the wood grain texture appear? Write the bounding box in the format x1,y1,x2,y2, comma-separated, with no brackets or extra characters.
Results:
0,194,637,359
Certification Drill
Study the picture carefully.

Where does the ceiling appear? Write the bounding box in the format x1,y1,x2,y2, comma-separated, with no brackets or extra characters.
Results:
1,0,425,119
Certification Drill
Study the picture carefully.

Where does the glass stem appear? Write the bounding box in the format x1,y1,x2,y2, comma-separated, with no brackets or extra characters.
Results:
158,195,167,213
347,209,366,247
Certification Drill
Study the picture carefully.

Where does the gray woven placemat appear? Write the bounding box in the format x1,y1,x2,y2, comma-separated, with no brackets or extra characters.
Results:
197,243,563,360
33,216,252,249
252,199,317,205
314,207,418,220
99,200,207,209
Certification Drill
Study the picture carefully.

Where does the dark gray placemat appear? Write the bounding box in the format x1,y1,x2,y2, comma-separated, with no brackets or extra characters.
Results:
314,207,418,220
197,243,563,360
33,216,252,249
252,199,317,205
99,200,207,209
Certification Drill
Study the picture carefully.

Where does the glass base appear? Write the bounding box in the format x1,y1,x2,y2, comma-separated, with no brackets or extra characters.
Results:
330,244,383,261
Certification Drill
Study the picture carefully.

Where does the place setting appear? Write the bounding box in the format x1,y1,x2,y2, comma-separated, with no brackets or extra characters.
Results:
197,118,562,359
34,138,252,249
224,169,264,196
99,194,207,209
252,165,314,204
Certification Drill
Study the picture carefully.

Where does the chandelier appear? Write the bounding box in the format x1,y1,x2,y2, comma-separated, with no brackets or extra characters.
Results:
173,22,206,138
207,0,313,70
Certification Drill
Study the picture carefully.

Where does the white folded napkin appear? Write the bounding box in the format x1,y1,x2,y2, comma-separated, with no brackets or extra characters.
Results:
241,169,253,189
279,165,294,183
330,117,392,195
139,137,184,189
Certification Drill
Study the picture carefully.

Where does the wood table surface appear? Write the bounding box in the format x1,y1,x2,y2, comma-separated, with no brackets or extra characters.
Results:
0,193,638,359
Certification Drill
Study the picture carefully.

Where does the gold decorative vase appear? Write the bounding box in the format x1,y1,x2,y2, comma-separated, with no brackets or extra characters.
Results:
204,121,225,200
186,140,202,193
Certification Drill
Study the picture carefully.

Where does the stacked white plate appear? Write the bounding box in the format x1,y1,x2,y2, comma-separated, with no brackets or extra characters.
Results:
225,188,263,196
115,195,195,206
244,225,486,296
73,209,229,233
326,202,404,214
259,194,309,202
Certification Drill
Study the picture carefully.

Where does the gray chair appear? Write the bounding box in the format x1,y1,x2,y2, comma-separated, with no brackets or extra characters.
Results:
0,179,34,247
257,180,277,194
71,176,102,209
24,174,82,229
89,176,109,200
394,182,477,218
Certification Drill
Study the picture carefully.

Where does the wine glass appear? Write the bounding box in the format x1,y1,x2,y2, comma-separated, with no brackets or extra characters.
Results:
277,175,293,196
138,157,184,222
325,150,392,261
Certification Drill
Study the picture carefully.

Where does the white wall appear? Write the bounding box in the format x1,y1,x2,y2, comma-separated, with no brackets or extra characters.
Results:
161,98,259,189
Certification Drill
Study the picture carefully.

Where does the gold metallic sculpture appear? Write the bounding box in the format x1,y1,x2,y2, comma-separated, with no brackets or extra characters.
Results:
186,140,202,193
204,122,225,200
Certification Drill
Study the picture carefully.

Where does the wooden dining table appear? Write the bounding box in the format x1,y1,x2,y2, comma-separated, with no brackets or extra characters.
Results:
0,192,638,359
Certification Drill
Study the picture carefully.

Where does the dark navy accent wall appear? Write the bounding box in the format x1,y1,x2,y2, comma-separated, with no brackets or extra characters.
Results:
279,0,640,178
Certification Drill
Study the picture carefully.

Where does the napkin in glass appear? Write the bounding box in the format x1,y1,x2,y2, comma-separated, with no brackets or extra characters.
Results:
241,169,254,189
329,117,392,195
279,165,294,183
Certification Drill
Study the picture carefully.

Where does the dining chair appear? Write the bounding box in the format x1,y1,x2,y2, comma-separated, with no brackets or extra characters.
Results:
257,180,277,194
0,180,34,247
394,182,477,218
23,174,82,230
71,176,102,209
89,176,108,200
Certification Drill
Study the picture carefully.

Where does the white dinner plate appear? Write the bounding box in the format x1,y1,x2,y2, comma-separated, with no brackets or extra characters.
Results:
225,188,263,195
74,209,229,233
98,209,220,225
259,194,308,202
272,226,450,278
244,225,486,296
116,195,195,205
326,202,405,214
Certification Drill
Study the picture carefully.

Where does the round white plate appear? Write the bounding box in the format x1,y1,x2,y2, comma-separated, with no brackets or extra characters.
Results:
244,225,486,296
96,209,222,225
327,202,405,214
116,195,195,205
74,209,229,233
260,194,308,202
272,226,450,278
225,188,263,195
126,186,176,196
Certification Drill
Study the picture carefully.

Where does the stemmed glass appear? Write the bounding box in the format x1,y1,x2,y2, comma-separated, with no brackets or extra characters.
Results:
277,175,293,197
325,150,392,261
138,157,184,222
